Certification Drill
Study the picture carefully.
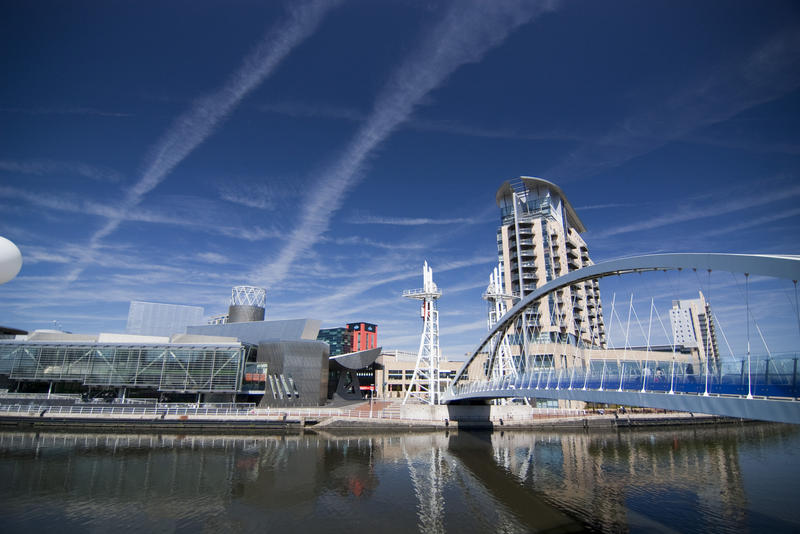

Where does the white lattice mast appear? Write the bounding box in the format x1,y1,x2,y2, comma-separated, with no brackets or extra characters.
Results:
231,285,266,307
483,264,517,380
403,261,443,405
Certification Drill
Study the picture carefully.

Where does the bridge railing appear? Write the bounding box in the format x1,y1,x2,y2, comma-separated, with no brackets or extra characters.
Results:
446,353,800,401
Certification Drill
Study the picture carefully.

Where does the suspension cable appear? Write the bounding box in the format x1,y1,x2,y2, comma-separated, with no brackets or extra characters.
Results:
618,293,634,392
629,296,652,392
652,303,677,394
705,269,711,396
795,280,800,341
746,272,753,399
712,310,736,361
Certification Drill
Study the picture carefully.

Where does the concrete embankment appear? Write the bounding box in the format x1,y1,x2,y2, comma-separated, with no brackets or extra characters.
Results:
0,413,315,433
313,411,738,431
0,403,742,433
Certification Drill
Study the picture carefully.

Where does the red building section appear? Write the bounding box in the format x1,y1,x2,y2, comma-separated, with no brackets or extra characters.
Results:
346,322,377,352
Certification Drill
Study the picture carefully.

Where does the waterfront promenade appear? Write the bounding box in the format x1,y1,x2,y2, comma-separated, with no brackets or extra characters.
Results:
0,396,732,432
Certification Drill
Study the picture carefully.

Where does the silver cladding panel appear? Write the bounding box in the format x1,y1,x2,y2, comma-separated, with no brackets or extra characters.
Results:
126,301,205,337
227,305,265,323
257,340,329,407
187,319,321,344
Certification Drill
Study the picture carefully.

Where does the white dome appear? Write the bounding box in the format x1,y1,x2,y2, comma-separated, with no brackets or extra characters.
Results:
0,237,22,284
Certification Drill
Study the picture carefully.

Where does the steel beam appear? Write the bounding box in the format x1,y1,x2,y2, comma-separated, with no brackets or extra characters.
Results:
446,388,800,425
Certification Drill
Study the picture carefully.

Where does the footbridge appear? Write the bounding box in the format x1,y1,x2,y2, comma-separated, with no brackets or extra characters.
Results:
444,253,800,424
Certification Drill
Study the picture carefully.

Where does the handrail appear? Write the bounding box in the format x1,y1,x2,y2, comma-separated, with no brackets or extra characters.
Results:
445,354,800,402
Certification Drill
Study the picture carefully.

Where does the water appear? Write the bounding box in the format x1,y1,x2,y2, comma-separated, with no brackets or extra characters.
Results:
0,424,799,533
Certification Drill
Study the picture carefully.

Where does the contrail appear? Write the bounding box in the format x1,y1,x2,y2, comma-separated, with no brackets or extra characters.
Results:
257,0,558,284
66,0,339,283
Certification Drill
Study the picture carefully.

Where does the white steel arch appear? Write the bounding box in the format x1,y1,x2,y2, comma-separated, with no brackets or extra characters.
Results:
452,253,800,385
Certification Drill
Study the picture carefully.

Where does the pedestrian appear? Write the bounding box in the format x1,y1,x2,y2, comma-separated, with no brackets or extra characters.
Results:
656,367,665,383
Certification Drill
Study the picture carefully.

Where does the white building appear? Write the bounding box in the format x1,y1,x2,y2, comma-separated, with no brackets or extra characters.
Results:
670,291,719,368
494,177,606,371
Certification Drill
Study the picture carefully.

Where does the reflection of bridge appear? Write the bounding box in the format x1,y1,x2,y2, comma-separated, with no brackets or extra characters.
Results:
446,253,800,424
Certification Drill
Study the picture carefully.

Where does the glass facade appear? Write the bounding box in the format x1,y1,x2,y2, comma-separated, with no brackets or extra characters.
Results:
0,341,251,393
317,328,353,356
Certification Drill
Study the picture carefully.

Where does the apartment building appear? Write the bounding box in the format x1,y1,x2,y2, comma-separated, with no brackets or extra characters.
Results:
494,177,607,371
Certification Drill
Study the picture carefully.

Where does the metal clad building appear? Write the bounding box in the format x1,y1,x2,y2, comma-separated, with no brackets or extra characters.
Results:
187,319,321,345
257,340,330,406
126,301,205,337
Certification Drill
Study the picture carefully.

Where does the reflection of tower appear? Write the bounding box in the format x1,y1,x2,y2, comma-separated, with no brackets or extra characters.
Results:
403,436,447,534
483,264,517,380
403,261,443,405
499,428,750,533
228,286,266,323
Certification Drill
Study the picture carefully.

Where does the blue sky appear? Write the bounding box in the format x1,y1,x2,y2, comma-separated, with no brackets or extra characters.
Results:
1,0,799,359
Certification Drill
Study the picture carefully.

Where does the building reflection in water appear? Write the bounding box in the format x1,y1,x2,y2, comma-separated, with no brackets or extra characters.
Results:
0,424,797,533
488,427,751,532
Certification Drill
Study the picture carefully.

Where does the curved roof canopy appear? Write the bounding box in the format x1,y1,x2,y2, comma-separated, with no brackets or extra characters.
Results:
496,176,586,233
330,347,382,369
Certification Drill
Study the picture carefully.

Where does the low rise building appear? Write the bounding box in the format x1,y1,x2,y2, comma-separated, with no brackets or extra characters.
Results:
375,350,487,400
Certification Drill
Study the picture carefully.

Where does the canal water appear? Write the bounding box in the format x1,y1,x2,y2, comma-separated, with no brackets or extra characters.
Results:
0,423,798,533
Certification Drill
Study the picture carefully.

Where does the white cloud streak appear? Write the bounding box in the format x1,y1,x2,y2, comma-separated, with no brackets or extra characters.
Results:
348,214,483,226
547,29,800,182
281,254,494,314
593,182,800,238
574,202,640,211
0,186,281,242
218,178,301,210
258,98,587,142
195,252,233,265
696,206,800,238
0,106,132,118
0,159,124,182
64,0,339,283
326,236,427,250
255,0,557,284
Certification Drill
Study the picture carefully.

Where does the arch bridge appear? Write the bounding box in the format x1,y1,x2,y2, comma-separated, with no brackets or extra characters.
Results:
444,253,800,425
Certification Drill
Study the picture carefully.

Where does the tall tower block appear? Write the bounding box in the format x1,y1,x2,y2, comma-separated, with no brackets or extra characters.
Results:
495,177,606,361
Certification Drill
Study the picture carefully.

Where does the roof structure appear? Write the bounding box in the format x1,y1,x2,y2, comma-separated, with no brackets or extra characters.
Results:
495,176,586,233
